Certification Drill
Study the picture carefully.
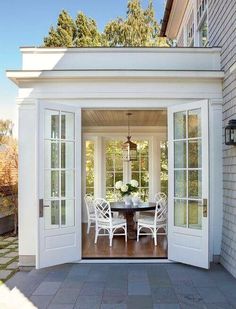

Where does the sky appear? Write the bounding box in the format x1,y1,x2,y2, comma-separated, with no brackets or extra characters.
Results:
0,0,165,136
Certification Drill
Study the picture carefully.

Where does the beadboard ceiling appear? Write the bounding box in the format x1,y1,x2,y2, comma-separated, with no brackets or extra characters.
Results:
82,110,167,127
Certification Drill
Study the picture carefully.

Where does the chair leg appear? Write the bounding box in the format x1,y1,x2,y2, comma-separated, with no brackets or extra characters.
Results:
154,229,157,246
95,227,98,244
87,220,91,234
137,225,140,242
109,230,113,247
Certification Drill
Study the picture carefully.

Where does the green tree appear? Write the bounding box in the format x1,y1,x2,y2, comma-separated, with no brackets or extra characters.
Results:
43,1,168,47
44,10,76,47
104,0,167,47
74,12,103,47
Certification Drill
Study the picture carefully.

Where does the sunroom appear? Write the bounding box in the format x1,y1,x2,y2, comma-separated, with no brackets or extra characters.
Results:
7,47,223,269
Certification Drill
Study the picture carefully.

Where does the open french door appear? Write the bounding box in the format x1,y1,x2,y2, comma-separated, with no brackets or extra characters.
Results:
37,103,81,269
168,100,209,269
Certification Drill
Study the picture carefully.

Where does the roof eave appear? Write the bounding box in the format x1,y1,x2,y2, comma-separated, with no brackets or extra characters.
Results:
160,0,174,37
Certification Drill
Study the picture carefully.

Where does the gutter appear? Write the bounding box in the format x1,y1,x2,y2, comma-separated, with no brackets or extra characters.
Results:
160,0,174,37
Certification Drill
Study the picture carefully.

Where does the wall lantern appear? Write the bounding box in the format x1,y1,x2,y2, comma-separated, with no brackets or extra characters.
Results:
122,113,138,161
225,119,236,145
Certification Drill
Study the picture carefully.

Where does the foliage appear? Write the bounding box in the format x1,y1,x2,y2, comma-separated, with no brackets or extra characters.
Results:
43,0,168,47
0,120,14,144
44,10,77,47
0,132,18,235
160,141,168,195
104,0,168,47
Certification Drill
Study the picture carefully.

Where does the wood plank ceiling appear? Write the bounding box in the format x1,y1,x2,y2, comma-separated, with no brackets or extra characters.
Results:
82,110,167,127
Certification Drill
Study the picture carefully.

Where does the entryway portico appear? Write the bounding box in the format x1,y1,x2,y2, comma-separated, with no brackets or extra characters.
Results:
7,47,223,270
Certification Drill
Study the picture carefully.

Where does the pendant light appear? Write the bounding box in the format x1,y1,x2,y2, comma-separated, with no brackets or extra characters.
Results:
122,113,138,161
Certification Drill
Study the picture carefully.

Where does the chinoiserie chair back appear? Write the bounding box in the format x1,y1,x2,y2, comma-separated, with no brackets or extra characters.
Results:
94,198,112,227
93,198,127,247
84,194,96,234
137,197,167,246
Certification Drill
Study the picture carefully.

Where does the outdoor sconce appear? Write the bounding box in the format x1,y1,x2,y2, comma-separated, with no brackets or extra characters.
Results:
225,119,236,145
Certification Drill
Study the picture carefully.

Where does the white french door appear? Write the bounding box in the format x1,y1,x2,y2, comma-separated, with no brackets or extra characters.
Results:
37,103,81,269
168,100,209,269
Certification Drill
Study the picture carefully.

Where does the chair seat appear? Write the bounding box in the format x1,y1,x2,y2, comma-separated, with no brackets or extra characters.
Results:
112,218,126,226
138,217,166,226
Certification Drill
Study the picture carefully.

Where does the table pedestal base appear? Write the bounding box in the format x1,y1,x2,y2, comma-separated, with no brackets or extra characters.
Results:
125,211,136,240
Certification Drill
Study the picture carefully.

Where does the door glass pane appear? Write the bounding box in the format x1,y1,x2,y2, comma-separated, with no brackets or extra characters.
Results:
44,109,76,230
174,170,187,198
188,200,202,229
44,142,59,169
174,141,186,168
61,112,74,140
44,171,59,198
45,110,60,139
61,142,74,169
61,200,74,227
45,200,59,229
189,170,202,199
174,111,186,139
188,140,202,168
174,199,187,227
188,109,201,138
61,171,74,198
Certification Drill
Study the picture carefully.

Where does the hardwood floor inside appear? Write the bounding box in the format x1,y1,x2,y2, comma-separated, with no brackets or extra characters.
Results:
82,223,168,258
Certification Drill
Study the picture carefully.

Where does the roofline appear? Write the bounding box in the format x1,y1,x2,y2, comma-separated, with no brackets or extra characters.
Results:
160,0,174,37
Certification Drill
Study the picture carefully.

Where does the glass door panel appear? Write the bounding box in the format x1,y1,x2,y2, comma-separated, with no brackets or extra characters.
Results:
44,109,75,230
173,108,202,230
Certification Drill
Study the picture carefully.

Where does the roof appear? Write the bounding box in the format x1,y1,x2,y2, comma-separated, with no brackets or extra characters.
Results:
160,0,174,37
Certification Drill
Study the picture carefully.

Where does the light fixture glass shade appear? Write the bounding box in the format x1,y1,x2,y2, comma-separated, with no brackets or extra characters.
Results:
123,136,138,161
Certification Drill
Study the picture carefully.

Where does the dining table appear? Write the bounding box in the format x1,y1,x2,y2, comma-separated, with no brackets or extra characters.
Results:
110,201,156,240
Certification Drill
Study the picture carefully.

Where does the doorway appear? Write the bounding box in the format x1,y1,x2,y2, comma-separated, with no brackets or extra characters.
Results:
81,109,168,259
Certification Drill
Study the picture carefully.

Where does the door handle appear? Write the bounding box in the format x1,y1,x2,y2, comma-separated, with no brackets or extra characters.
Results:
203,198,207,218
39,199,50,217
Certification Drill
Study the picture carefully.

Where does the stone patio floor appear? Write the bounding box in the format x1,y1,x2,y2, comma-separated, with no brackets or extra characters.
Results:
2,262,236,309
0,235,19,283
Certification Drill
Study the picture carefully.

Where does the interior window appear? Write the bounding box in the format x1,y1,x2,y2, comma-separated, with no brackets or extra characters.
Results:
85,140,95,196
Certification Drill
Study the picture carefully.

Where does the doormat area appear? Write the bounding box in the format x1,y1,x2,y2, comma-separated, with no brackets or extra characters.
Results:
0,235,19,284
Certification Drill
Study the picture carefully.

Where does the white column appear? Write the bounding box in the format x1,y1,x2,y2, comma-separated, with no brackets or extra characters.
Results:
18,98,37,266
150,137,161,201
94,136,103,198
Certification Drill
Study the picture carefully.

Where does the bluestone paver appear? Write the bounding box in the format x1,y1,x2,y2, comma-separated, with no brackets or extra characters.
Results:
3,263,236,309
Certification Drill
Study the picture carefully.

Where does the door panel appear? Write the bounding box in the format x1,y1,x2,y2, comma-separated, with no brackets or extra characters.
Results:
168,100,209,269
37,103,81,269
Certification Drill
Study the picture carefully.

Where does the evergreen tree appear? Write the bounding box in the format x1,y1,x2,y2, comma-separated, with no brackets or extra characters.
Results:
74,12,102,47
43,1,168,47
44,10,76,47
104,0,167,47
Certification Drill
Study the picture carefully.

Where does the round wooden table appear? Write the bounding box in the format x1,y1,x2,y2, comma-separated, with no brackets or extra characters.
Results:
110,202,156,240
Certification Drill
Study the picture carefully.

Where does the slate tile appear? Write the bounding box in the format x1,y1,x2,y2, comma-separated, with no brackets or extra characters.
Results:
30,295,53,309
128,281,151,295
196,287,227,304
152,287,178,304
51,287,81,304
32,281,62,295
75,295,102,309
79,281,105,296
127,295,153,309
102,294,128,304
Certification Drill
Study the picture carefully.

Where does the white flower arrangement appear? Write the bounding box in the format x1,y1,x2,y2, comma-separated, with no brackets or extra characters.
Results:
115,180,139,197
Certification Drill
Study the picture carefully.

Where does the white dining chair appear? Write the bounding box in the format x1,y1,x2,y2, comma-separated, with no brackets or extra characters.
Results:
84,194,96,234
93,198,127,247
137,198,167,246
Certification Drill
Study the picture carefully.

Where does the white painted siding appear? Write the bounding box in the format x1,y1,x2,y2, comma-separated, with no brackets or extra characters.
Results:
208,0,236,277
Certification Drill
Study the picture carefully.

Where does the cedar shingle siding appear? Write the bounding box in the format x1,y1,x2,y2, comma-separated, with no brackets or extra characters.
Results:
208,0,236,277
